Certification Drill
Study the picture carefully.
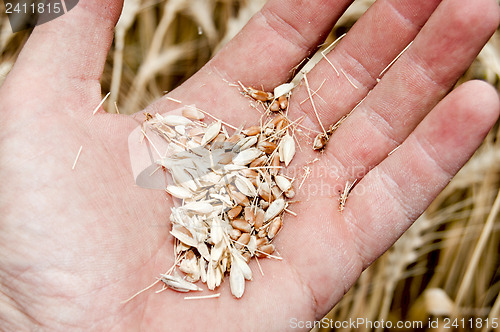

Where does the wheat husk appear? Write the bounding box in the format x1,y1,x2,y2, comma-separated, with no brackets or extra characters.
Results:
142,90,296,298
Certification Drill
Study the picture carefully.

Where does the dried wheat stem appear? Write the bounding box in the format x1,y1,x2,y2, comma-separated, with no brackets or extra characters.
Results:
296,123,322,134
194,107,238,130
121,279,161,304
455,188,500,307
92,92,111,115
60,0,67,12
320,33,346,77
155,285,168,293
184,294,221,300
166,96,182,103
137,84,297,299
255,256,264,276
379,41,413,78
253,249,283,260
300,79,326,105
298,166,311,190
140,129,163,158
114,101,120,114
339,179,357,212
237,80,248,92
304,74,327,136
341,68,359,89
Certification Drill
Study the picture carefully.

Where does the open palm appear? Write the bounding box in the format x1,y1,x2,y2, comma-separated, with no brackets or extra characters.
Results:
1,0,499,330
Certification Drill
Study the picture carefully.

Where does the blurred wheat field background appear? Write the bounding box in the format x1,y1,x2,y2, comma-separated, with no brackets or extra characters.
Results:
1,0,499,331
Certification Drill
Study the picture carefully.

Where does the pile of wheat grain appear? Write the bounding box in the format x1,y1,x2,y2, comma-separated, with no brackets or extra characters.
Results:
142,95,296,298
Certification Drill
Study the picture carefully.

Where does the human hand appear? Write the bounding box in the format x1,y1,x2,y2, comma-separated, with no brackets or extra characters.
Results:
0,0,498,330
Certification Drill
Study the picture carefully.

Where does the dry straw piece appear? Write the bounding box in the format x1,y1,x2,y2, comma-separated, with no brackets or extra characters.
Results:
145,87,296,298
